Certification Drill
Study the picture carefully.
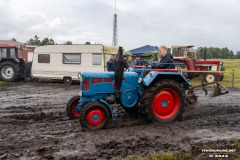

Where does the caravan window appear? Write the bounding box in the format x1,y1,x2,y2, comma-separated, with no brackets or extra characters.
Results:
38,54,50,63
92,53,102,65
63,53,81,64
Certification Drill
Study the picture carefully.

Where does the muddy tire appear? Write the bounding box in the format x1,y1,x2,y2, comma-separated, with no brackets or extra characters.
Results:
66,95,80,119
63,77,72,85
0,61,20,82
79,101,111,130
204,73,217,83
140,79,186,122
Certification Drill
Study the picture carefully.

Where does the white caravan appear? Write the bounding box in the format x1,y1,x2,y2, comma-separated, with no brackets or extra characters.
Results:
31,44,118,84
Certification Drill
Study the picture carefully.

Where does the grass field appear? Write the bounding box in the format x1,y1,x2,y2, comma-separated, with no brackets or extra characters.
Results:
190,59,240,88
0,81,6,87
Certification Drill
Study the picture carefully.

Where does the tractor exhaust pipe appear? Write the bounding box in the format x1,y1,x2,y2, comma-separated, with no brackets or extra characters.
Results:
114,47,124,103
204,47,207,60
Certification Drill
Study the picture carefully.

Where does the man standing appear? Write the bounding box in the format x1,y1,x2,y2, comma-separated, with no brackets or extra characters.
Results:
127,56,134,67
134,56,143,66
153,45,174,69
148,55,158,68
123,55,129,70
107,54,115,72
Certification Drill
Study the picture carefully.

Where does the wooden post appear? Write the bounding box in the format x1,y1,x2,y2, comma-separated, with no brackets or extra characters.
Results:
232,69,235,88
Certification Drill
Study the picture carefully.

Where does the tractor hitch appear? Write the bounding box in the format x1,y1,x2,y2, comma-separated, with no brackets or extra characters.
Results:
186,81,230,108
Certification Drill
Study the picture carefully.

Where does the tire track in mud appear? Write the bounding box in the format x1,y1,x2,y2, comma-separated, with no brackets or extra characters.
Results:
0,83,240,159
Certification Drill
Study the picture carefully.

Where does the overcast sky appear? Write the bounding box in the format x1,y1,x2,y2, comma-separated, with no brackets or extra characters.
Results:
0,0,239,52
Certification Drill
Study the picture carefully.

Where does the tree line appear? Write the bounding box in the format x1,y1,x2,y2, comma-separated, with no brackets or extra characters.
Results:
11,35,74,46
11,36,240,59
198,47,240,59
11,35,91,46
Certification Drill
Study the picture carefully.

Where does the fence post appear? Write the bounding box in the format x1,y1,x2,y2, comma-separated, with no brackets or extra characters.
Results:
232,69,235,88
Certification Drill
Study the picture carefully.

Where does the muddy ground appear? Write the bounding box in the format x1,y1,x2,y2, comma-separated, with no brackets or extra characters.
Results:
0,81,240,160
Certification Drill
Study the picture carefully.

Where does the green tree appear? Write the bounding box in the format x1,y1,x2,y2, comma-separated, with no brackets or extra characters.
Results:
49,39,55,45
26,35,41,45
26,36,55,46
10,38,17,42
64,41,72,45
85,41,91,45
235,51,240,59
41,38,50,46
33,35,41,45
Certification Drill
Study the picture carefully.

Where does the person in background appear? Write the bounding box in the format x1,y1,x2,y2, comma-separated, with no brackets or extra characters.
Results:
152,45,175,69
134,56,143,66
107,54,115,72
127,56,134,67
147,55,158,68
123,55,129,70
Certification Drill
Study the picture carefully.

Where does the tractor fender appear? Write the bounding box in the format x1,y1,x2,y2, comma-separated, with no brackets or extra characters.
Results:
143,71,190,89
99,99,114,119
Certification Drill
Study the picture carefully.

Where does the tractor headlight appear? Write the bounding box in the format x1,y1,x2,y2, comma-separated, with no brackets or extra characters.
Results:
79,90,82,97
78,73,82,82
138,78,143,83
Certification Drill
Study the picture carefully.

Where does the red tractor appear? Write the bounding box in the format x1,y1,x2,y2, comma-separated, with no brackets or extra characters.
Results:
172,45,224,83
0,41,28,81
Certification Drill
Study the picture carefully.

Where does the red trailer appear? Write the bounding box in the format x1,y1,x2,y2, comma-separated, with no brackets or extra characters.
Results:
0,40,32,81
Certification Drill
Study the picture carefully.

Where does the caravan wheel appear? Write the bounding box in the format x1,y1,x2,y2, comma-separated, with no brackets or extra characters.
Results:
63,77,72,85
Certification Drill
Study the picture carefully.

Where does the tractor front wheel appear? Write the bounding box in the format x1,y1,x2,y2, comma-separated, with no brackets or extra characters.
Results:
79,101,111,130
66,95,81,119
204,73,217,83
140,79,186,122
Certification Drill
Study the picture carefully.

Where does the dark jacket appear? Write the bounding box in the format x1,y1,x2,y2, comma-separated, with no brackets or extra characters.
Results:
147,60,158,68
134,59,143,66
123,59,129,69
153,53,175,69
107,59,115,71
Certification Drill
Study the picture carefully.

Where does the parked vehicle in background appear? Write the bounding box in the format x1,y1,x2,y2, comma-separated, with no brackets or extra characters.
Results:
0,40,27,82
31,44,118,85
172,45,224,83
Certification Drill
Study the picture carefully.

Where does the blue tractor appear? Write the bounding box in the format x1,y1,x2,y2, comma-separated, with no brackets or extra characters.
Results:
66,47,229,130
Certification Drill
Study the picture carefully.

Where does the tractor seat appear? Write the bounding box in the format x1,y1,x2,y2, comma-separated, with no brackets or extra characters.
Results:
153,69,179,73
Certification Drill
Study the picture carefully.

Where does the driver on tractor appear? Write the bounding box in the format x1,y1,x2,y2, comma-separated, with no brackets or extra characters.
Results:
149,45,175,69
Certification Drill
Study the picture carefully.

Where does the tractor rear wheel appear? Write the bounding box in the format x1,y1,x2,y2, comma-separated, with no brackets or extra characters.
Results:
66,95,81,119
0,61,20,82
140,79,186,122
204,73,217,83
79,101,111,130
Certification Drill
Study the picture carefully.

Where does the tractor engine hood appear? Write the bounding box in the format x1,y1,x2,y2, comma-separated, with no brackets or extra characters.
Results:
79,72,139,97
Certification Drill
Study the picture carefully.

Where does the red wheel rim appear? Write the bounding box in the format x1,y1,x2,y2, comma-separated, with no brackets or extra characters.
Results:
86,109,104,126
71,100,80,117
152,88,180,120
